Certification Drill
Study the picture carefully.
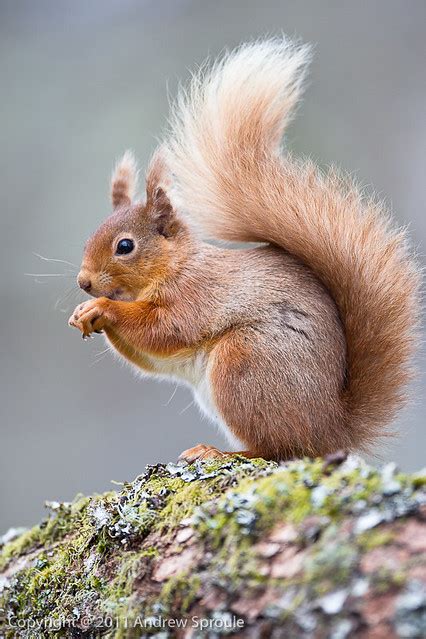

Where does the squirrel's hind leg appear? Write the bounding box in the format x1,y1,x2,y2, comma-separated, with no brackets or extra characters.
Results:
207,329,307,462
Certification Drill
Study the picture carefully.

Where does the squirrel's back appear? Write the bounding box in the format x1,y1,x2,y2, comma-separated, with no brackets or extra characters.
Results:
163,37,421,451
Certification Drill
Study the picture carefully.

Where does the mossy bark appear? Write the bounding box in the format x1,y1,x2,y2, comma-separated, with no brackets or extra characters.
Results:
1,455,425,638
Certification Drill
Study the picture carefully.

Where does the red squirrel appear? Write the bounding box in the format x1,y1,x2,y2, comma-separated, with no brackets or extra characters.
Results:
69,38,420,462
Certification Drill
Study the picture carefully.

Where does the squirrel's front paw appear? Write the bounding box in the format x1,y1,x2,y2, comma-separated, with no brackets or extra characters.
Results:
69,298,110,339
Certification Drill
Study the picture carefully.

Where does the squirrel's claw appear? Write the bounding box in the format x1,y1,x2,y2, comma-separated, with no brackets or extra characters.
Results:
69,298,109,339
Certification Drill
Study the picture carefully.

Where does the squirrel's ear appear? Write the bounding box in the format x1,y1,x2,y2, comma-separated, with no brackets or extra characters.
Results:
146,148,180,237
111,150,138,209
149,187,181,238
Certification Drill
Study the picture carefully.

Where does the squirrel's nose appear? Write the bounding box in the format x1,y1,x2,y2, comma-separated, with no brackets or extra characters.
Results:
78,275,92,293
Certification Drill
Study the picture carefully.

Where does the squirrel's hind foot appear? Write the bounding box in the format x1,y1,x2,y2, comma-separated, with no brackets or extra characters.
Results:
178,444,228,463
178,444,257,463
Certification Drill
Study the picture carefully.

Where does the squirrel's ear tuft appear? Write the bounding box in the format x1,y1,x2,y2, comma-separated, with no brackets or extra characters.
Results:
111,150,138,209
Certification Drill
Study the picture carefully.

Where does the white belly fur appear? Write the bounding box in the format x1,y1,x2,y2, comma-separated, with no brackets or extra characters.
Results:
116,344,242,450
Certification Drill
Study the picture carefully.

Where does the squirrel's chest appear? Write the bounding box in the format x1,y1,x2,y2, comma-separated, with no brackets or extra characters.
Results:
146,349,222,422
145,349,209,388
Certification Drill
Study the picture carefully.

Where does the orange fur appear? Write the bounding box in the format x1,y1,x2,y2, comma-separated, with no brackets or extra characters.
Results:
70,37,420,461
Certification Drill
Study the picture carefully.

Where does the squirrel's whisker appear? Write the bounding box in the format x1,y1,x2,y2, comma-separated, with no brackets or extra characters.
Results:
164,384,179,407
90,346,112,367
25,273,76,278
33,252,78,270
179,400,195,415
55,286,81,312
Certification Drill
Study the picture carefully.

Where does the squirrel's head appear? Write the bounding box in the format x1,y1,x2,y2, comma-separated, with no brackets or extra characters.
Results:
77,150,190,301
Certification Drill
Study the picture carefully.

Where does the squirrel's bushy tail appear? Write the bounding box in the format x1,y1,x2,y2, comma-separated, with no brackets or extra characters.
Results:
164,37,420,449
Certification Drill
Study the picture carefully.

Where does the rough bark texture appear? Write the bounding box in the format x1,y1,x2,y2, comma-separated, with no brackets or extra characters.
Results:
1,455,425,639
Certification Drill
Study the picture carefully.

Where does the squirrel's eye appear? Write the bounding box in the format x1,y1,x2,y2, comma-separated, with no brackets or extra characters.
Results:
116,238,134,255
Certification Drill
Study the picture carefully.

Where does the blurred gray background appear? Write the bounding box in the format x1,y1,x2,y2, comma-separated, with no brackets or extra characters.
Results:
1,0,425,531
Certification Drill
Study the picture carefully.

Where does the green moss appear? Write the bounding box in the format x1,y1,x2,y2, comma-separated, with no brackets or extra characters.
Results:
412,471,426,488
0,495,90,572
357,529,394,551
192,457,368,550
371,568,407,593
160,573,202,613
